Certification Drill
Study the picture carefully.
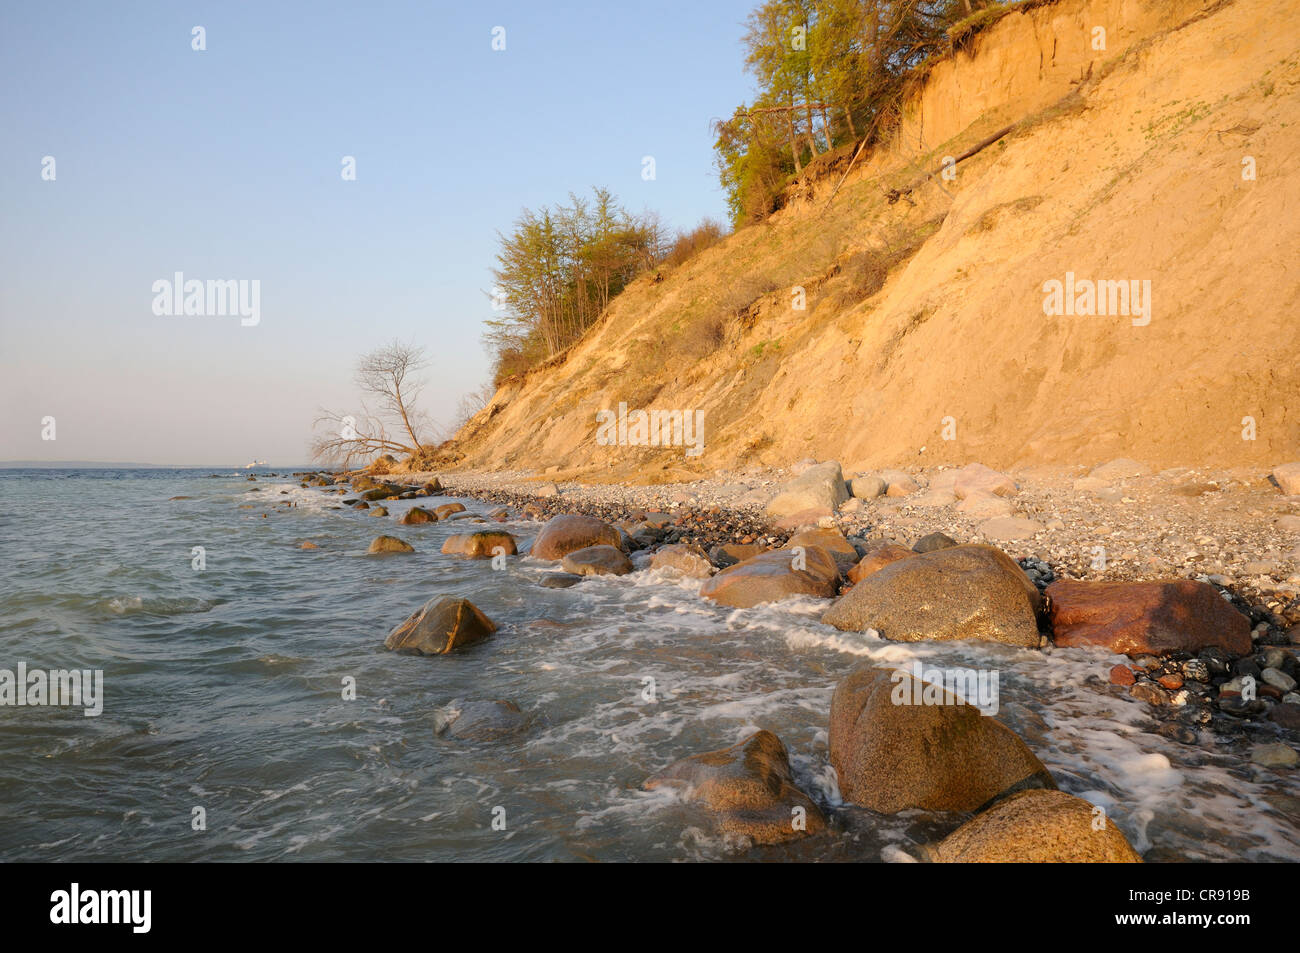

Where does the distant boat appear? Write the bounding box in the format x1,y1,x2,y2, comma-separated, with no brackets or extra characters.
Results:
244,460,267,469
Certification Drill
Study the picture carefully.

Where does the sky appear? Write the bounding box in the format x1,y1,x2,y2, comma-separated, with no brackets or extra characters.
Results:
0,0,757,465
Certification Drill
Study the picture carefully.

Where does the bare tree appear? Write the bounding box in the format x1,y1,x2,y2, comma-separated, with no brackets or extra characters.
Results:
312,340,432,467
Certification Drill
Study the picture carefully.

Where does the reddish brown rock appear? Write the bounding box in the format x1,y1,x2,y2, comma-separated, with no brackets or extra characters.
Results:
644,730,826,845
399,506,438,525
699,547,838,608
847,544,916,584
384,597,497,655
433,503,467,520
829,665,1055,813
1157,673,1184,691
1109,664,1136,686
531,514,623,561
1046,579,1251,657
441,531,517,558
561,544,633,576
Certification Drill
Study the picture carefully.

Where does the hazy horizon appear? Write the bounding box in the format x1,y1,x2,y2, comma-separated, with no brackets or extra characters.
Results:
1,1,755,465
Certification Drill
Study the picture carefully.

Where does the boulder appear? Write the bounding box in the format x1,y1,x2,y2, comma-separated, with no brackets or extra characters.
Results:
879,469,919,497
360,485,402,501
368,506,388,517
912,532,958,554
822,544,1041,647
850,475,887,499
700,547,839,608
957,492,1015,519
399,506,438,525
540,573,583,589
847,544,916,584
830,665,1055,813
787,527,858,567
384,596,497,655
953,463,1018,499
644,730,826,845
433,503,467,520
765,462,849,519
531,514,623,560
927,789,1142,862
708,542,768,569
650,543,714,578
367,535,413,554
433,699,528,741
423,478,444,494
1046,579,1251,657
441,531,518,558
562,544,633,576
1273,463,1300,495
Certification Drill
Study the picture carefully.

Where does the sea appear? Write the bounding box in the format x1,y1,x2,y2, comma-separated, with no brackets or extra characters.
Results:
0,467,1296,861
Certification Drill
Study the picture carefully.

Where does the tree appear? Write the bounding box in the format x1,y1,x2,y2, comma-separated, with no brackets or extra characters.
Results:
312,340,433,466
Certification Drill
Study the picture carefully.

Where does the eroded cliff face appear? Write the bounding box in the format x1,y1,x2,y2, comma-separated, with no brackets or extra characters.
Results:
447,0,1300,484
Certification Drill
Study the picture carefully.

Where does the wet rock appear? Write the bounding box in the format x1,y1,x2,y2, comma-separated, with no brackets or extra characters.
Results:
433,699,528,741
384,596,496,655
765,462,849,519
1047,579,1252,657
1218,695,1266,718
1109,664,1136,686
1262,668,1297,693
561,544,633,577
829,666,1055,813
360,485,402,501
912,532,958,554
847,543,916,585
1269,703,1300,730
531,514,623,560
540,573,584,589
433,503,467,520
1157,674,1184,691
708,542,767,569
822,544,1041,647
367,535,413,554
1182,659,1210,683
1251,742,1298,768
927,789,1141,863
399,506,438,525
1130,682,1170,706
368,506,389,517
650,543,713,578
644,730,826,845
953,463,1018,499
441,531,518,558
700,547,838,608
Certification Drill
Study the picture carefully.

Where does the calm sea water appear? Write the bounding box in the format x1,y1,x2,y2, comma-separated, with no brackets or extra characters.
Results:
0,468,1296,862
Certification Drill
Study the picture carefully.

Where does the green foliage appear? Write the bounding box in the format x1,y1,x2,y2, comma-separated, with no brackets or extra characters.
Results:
715,0,1003,225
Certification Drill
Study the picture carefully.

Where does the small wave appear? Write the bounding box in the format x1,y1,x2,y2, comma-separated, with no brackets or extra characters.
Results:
100,595,216,617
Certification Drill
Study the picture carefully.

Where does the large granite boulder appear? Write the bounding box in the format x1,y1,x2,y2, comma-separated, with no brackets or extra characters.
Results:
927,789,1142,863
823,544,1041,647
1046,579,1251,657
441,531,518,558
384,597,497,655
765,462,849,519
644,730,826,845
829,665,1055,813
561,544,633,576
650,543,714,578
531,514,623,560
700,547,838,608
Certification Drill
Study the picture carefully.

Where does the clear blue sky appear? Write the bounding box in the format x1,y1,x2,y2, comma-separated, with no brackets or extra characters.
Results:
0,0,756,465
